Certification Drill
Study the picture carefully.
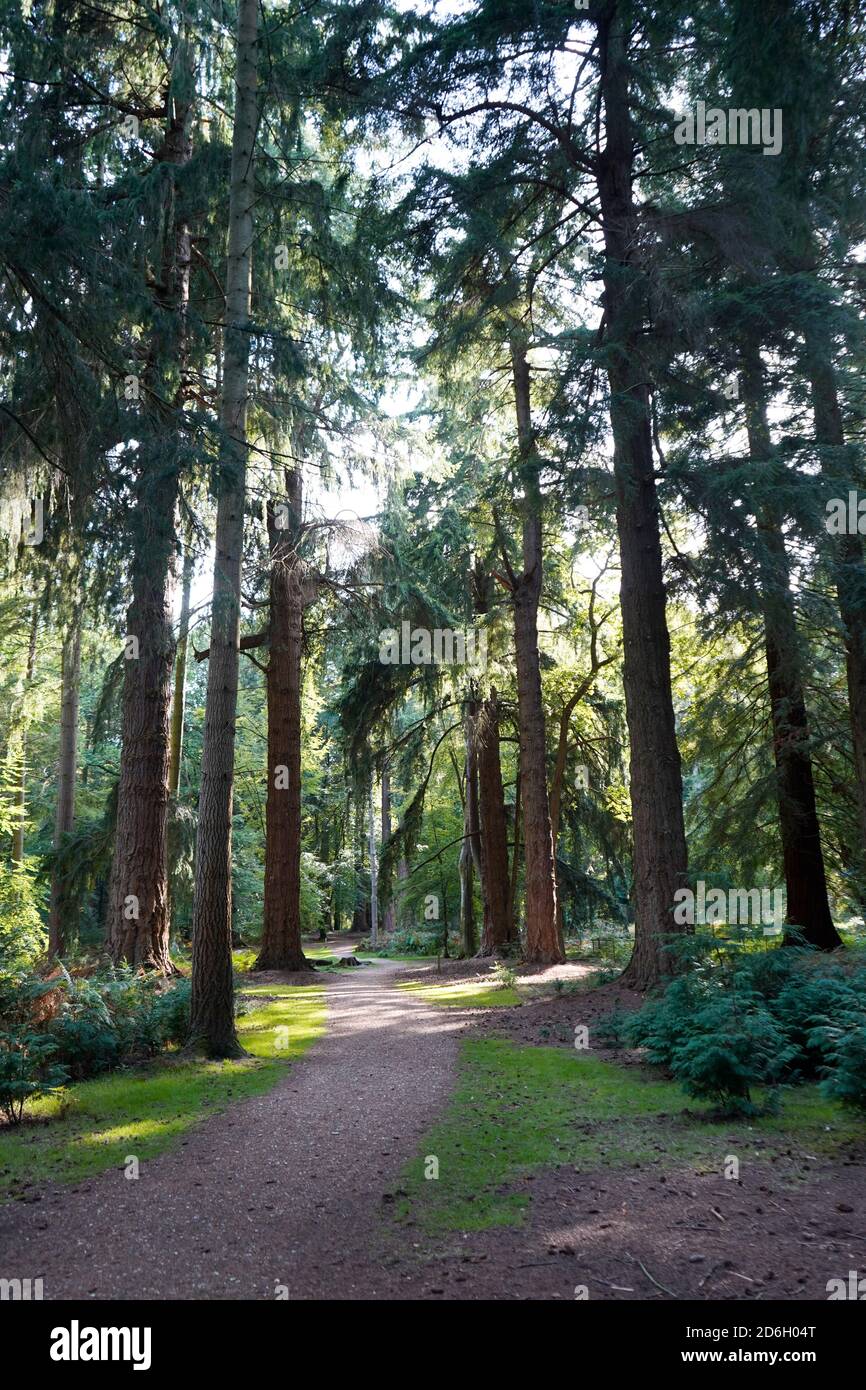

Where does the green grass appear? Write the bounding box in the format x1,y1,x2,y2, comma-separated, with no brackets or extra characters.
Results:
397,1037,863,1234
233,944,352,970
356,952,431,964
0,985,325,1199
396,978,522,1008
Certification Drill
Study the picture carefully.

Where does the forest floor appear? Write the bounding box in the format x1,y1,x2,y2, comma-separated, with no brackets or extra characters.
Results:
1,940,865,1300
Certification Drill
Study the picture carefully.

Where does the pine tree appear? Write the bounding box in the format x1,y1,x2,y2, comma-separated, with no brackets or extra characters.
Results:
188,0,260,1057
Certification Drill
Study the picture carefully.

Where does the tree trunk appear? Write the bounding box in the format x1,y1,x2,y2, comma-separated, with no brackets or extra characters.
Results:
350,796,369,932
459,707,480,957
381,765,396,935
368,786,379,949
108,54,195,972
188,0,258,1056
168,525,194,798
597,7,688,989
549,678,597,941
166,523,193,935
508,758,522,931
48,608,81,958
11,602,38,863
805,324,866,867
255,466,312,972
476,690,515,955
396,856,409,927
509,337,563,963
741,345,841,950
458,835,474,958
106,475,178,970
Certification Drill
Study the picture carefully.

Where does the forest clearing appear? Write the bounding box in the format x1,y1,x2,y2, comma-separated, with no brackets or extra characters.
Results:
1,0,866,1347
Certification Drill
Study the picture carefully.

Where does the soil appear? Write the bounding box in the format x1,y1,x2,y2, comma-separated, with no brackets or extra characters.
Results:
389,1159,866,1300
1,941,864,1300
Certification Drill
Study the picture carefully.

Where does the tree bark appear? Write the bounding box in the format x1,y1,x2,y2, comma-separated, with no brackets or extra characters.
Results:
107,45,195,972
381,765,396,935
48,607,81,958
804,323,866,867
255,466,312,972
459,707,480,957
11,602,38,863
188,0,258,1055
396,856,409,927
106,478,178,970
741,345,841,950
168,525,194,798
508,756,522,931
509,337,563,963
596,6,688,989
476,690,515,955
368,785,379,949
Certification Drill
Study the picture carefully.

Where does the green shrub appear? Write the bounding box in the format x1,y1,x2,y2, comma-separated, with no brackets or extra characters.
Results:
618,937,866,1114
46,971,192,1079
0,1031,67,1124
101,971,166,1056
820,1025,866,1109
47,978,120,1078
152,977,191,1045
0,971,60,1030
773,965,866,1080
665,996,796,1114
492,960,517,990
625,975,704,1067
0,860,46,972
364,925,460,957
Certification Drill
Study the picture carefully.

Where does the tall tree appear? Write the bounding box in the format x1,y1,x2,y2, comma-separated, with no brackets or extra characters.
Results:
255,461,314,973
169,522,195,800
10,600,38,864
48,599,82,958
504,332,563,963
188,0,259,1056
107,13,196,970
741,345,841,949
475,689,514,955
594,2,689,986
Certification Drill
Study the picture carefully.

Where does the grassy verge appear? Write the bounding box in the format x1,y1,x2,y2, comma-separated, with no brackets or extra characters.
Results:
0,985,325,1199
233,944,362,971
356,952,433,964
396,978,521,1008
396,1037,862,1234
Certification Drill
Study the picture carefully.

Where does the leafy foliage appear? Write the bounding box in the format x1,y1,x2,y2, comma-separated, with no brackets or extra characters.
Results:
0,1031,67,1125
618,938,866,1114
0,861,45,970
46,972,192,1079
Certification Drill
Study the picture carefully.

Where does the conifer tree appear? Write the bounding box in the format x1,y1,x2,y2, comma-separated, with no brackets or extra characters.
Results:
188,0,259,1057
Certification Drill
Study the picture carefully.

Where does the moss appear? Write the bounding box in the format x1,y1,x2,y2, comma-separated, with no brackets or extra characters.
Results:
397,1038,863,1233
0,986,325,1198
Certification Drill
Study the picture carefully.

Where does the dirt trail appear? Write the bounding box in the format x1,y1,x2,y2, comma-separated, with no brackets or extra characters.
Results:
0,960,463,1300
6,954,864,1302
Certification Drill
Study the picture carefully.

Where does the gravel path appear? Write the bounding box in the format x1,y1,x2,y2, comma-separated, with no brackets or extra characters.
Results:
0,960,463,1300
